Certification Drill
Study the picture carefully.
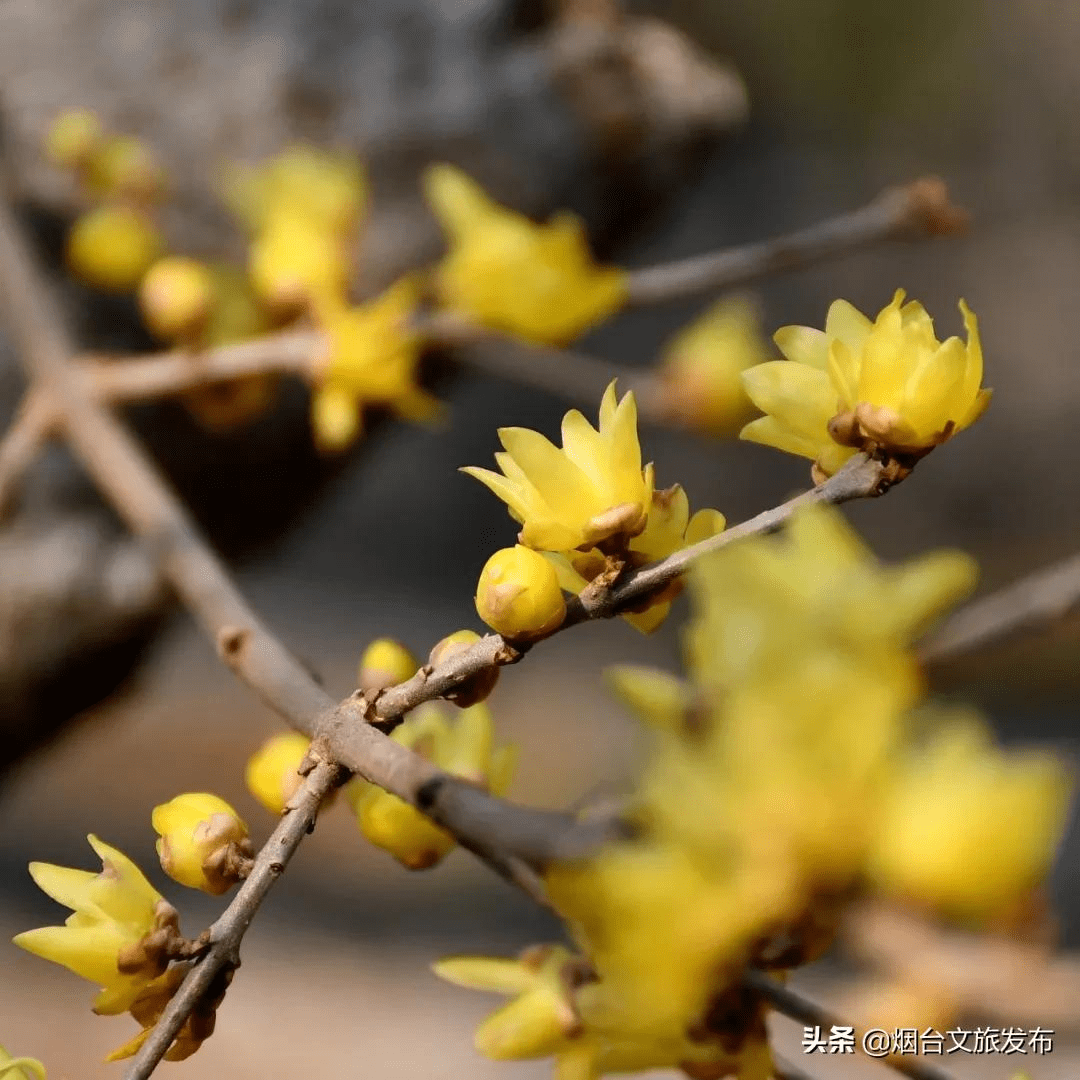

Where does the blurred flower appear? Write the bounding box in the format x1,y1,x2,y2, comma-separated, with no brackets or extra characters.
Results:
66,205,162,291
358,638,419,693
427,628,500,707
475,545,567,641
0,1045,46,1080
138,256,214,341
85,134,165,203
248,207,349,317
867,715,1073,922
604,664,692,730
310,277,437,452
424,164,626,345
463,381,653,553
657,297,771,436
742,292,990,481
152,793,252,896
13,836,180,1015
245,732,311,815
222,146,367,237
44,108,103,170
350,703,515,869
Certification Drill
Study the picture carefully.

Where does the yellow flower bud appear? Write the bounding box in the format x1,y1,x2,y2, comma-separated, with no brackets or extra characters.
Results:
85,134,165,202
151,793,253,895
475,545,566,641
244,732,311,815
66,205,162,291
0,1045,46,1080
248,209,348,316
358,637,418,692
428,629,500,707
44,108,103,170
138,256,213,341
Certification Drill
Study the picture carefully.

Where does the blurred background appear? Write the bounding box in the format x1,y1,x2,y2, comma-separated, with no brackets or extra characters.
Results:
1,0,1079,1076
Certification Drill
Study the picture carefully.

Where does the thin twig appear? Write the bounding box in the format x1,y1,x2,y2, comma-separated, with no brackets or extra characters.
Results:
744,970,956,1080
919,549,1080,665
123,759,343,1079
624,176,967,307
0,389,55,517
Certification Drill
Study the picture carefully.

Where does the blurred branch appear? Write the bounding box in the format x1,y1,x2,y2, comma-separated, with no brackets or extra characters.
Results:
124,758,344,1078
624,176,968,307
743,971,956,1080
0,388,54,517
920,549,1080,665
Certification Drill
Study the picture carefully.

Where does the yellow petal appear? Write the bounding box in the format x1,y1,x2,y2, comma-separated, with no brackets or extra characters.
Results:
85,836,161,928
26,863,98,915
423,164,496,240
741,362,836,438
824,298,874,352
433,955,537,995
774,325,828,368
739,415,819,460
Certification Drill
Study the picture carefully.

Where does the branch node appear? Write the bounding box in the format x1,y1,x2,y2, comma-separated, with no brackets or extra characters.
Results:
215,626,251,665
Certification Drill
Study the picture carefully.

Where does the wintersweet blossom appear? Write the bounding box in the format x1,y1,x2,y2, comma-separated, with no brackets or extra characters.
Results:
13,836,179,1015
358,637,418,692
244,731,311,815
867,716,1073,922
475,545,567,641
152,793,252,895
657,297,771,436
311,278,438,452
742,291,990,480
0,1045,46,1080
350,703,515,869
463,382,653,553
424,164,627,345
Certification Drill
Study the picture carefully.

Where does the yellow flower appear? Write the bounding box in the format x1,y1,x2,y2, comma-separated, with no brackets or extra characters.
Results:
436,944,771,1080
463,381,654,553
138,256,214,341
604,664,692,730
867,715,1073,922
13,836,179,1015
685,502,977,693
742,291,991,480
475,545,567,641
350,702,515,869
248,207,350,316
427,628,500,707
44,108,103,170
657,297,771,436
222,146,367,237
245,732,311,815
152,793,252,895
66,206,162,292
434,946,583,1060
85,135,165,203
311,277,438,452
424,164,627,345
543,484,725,633
0,1045,46,1080
358,637,419,692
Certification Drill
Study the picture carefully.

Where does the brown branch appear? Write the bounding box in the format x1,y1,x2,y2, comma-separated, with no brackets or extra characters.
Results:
0,388,55,517
624,176,967,307
919,549,1080,665
744,970,956,1080
123,759,344,1080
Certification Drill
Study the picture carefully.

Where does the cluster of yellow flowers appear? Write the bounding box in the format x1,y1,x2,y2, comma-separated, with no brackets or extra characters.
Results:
465,381,726,638
439,503,1072,1079
12,793,251,1062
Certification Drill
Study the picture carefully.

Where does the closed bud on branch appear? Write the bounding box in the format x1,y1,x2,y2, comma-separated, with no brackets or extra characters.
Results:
244,732,312,815
152,793,253,895
428,629,500,706
138,256,214,341
475,546,566,641
358,637,419,692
